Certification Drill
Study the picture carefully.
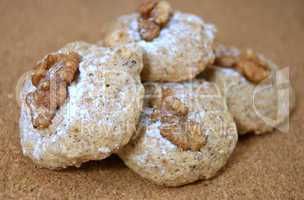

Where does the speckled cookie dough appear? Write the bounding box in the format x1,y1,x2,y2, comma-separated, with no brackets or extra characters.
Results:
118,80,238,187
18,41,145,169
203,44,296,135
103,0,216,82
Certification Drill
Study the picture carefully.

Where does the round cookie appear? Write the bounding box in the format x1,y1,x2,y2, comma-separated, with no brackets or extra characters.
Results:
103,0,216,82
203,44,295,135
118,81,238,187
18,41,145,169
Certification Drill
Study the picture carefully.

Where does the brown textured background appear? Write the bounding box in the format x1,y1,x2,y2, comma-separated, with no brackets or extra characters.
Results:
1,0,304,199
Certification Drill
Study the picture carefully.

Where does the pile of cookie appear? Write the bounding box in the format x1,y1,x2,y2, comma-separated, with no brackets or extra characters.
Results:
17,0,295,187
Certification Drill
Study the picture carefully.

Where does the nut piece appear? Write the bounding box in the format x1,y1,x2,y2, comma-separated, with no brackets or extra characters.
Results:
147,87,173,108
150,109,161,122
137,0,173,41
138,19,161,42
151,0,173,27
138,0,158,18
26,90,54,129
213,44,270,84
149,87,206,151
160,120,206,151
160,124,187,150
161,88,174,98
213,44,240,67
163,96,188,116
27,52,80,129
184,121,207,151
235,49,270,84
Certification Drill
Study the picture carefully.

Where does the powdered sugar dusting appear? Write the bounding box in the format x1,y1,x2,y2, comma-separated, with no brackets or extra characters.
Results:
105,11,216,82
19,42,145,169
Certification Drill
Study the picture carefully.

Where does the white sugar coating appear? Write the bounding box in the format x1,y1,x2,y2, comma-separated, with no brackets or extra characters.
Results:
203,46,296,135
98,147,111,154
19,41,145,169
104,11,216,82
118,80,238,187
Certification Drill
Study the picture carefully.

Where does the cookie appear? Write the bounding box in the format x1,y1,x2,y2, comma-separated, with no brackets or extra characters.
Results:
18,41,145,169
203,44,295,135
118,81,238,187
103,0,216,82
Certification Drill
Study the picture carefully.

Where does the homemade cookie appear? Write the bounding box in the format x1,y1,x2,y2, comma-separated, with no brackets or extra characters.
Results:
203,44,295,135
103,0,216,82
18,41,145,169
118,81,238,187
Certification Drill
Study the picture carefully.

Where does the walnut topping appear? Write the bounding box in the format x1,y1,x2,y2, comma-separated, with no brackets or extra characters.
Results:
161,88,174,98
138,0,173,41
149,87,206,151
163,96,189,116
213,44,240,67
213,44,271,84
150,0,172,27
26,52,80,129
236,50,271,84
138,0,158,18
160,120,206,151
138,18,161,42
150,109,161,122
147,87,173,109
184,121,207,151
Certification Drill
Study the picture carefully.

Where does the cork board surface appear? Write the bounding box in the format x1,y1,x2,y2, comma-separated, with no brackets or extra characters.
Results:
1,0,304,199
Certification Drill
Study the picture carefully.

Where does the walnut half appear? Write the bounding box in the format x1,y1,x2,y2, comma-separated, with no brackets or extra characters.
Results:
26,52,80,129
214,44,271,84
236,49,271,84
138,0,173,41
